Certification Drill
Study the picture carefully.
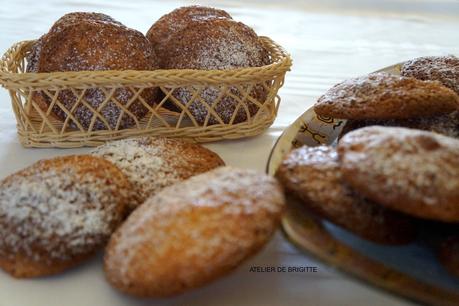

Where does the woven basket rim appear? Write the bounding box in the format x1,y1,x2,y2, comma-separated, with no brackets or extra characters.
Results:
0,34,291,147
0,36,292,89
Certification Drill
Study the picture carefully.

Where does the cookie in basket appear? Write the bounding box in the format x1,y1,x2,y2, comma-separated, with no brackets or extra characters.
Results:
154,17,270,124
338,126,459,222
91,137,225,210
104,167,285,297
0,155,131,278
26,12,124,73
313,72,459,120
338,111,459,139
30,13,159,130
146,5,232,66
275,145,416,244
401,55,459,95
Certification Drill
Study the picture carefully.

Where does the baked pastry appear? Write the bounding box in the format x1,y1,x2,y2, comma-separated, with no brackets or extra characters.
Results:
146,5,232,66
27,12,123,73
157,18,270,124
314,72,459,120
49,12,124,32
338,111,459,139
401,55,459,95
91,137,225,210
338,126,459,222
104,167,285,297
438,235,459,278
0,155,131,278
276,145,415,244
26,39,42,73
33,13,159,130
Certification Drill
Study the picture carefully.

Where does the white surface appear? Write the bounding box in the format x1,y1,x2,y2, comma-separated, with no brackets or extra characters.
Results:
0,1,458,305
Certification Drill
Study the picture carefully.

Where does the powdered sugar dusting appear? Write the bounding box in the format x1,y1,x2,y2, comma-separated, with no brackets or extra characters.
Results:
194,35,257,69
49,12,125,34
146,5,232,60
0,156,127,263
37,19,158,130
401,55,459,95
339,126,459,209
276,145,415,244
167,20,268,70
315,72,459,119
106,167,285,287
26,38,42,73
173,85,264,124
91,137,224,209
163,19,269,124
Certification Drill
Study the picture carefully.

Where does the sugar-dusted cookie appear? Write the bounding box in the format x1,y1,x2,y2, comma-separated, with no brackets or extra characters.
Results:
338,126,459,222
26,12,124,73
276,145,415,244
0,155,131,278
401,55,459,95
91,137,225,210
314,72,459,120
146,5,232,66
104,167,285,297
36,13,158,130
156,18,269,124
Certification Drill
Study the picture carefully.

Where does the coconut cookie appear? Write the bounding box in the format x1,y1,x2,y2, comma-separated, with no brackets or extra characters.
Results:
314,72,459,120
338,126,459,222
0,155,131,278
91,137,225,210
104,167,285,297
276,145,415,244
401,55,459,95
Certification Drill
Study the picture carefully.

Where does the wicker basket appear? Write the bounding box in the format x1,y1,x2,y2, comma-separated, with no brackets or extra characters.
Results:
0,36,291,148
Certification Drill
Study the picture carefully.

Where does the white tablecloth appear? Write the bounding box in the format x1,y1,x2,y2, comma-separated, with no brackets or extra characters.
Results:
1,1,458,305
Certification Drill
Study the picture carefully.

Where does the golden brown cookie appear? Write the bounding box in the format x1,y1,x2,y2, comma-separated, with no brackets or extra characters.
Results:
276,145,415,244
0,155,131,278
314,72,459,120
160,18,269,124
401,55,459,95
104,167,285,297
438,235,459,278
36,16,158,130
338,126,459,222
338,111,459,140
146,5,232,66
91,137,225,210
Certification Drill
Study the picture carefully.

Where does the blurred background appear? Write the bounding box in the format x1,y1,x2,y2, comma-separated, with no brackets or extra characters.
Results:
1,0,458,124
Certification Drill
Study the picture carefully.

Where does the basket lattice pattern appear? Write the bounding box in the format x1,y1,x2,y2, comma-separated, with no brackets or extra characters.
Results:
0,37,291,148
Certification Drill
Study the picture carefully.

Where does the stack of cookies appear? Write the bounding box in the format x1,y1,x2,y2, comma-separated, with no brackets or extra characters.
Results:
0,137,285,298
314,55,459,139
277,55,459,276
28,6,270,130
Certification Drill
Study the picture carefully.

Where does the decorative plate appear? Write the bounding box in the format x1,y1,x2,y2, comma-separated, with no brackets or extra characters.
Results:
266,63,459,306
